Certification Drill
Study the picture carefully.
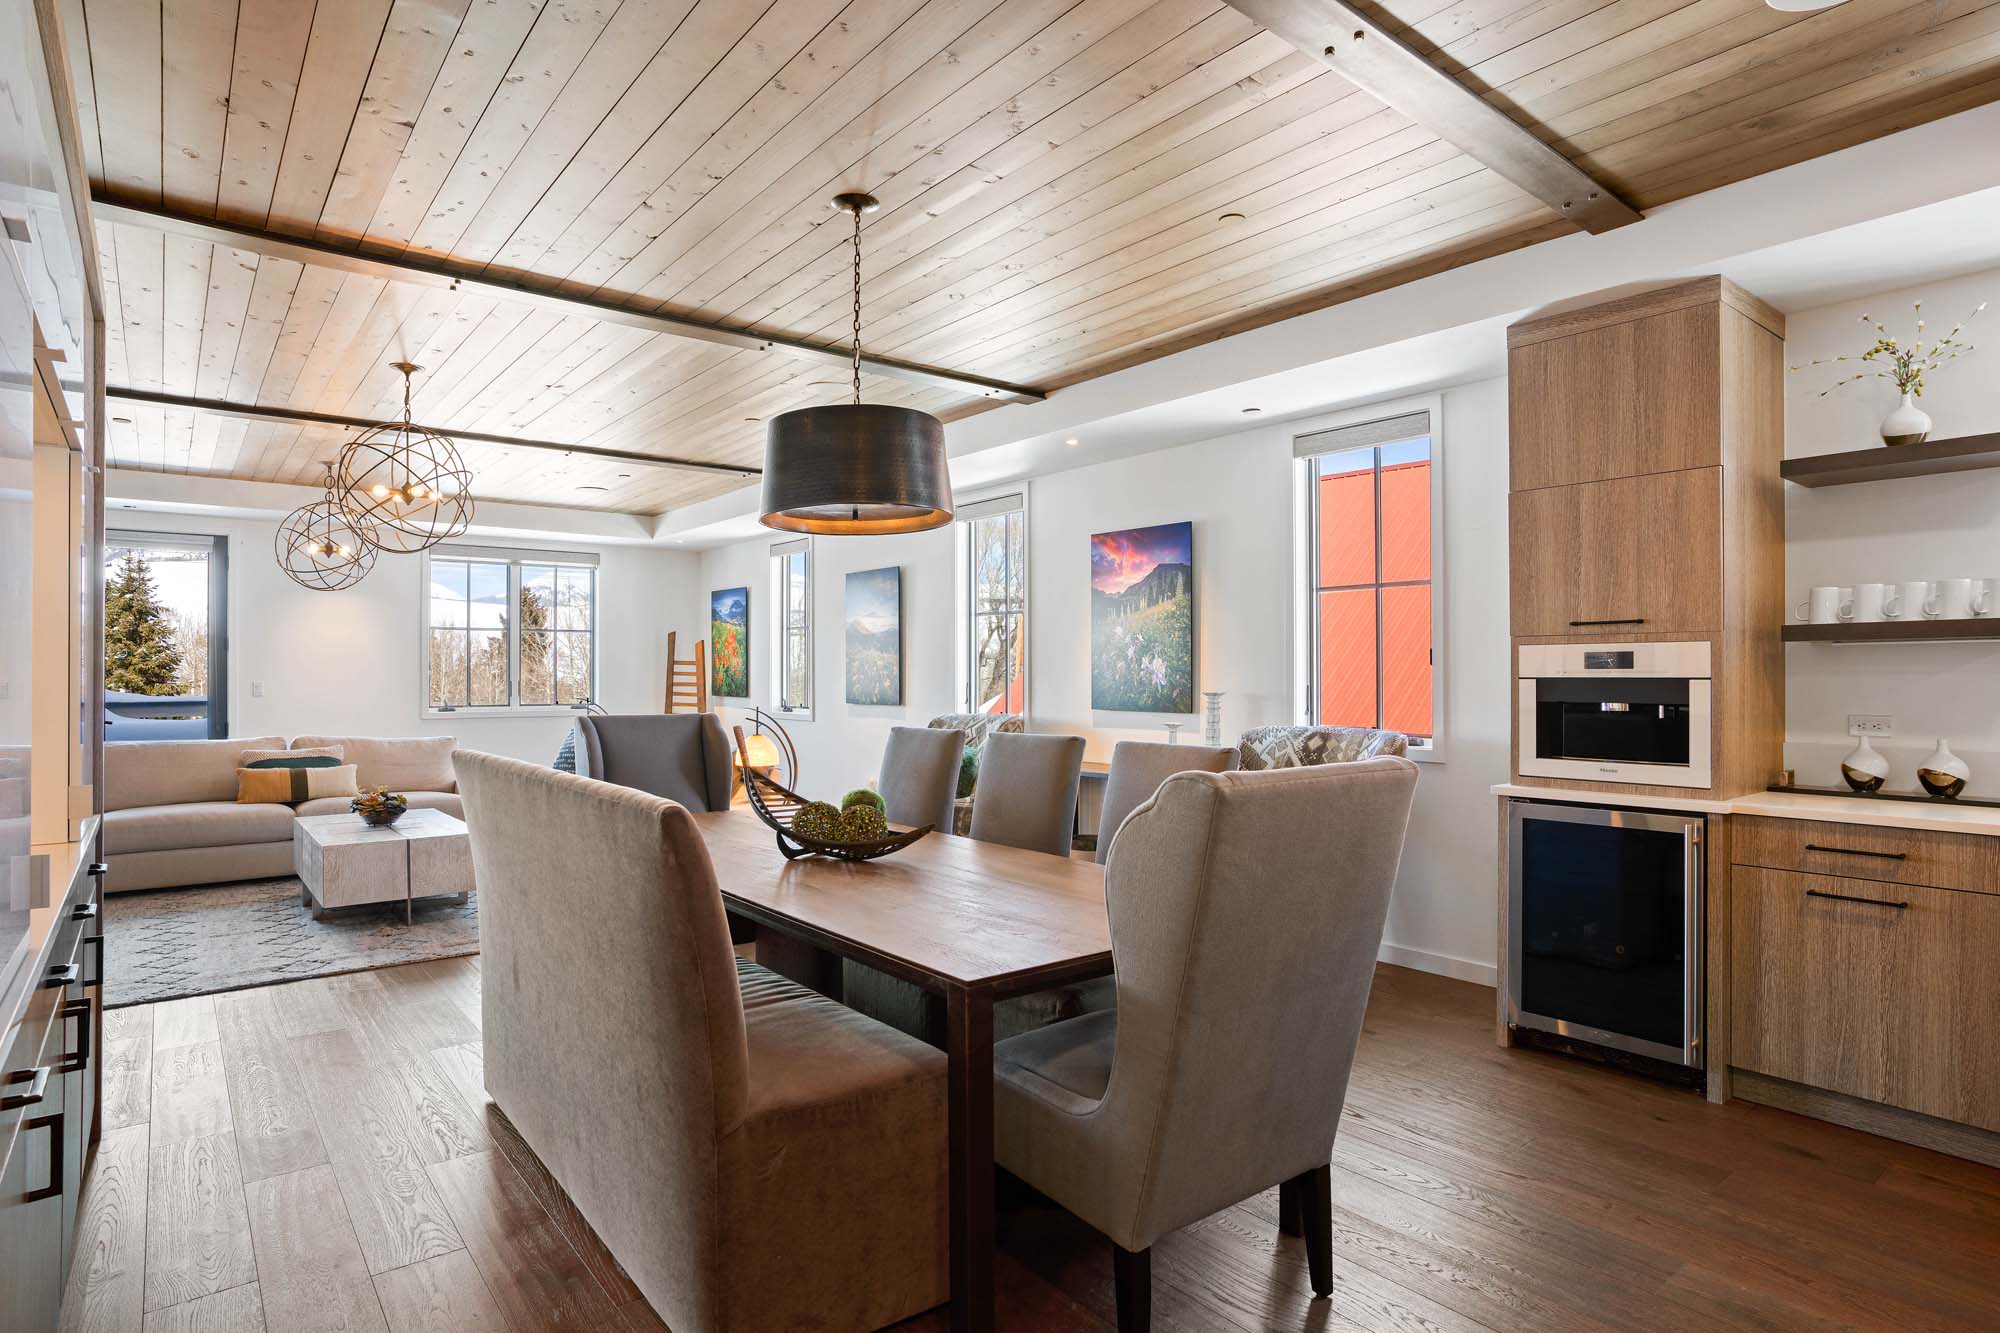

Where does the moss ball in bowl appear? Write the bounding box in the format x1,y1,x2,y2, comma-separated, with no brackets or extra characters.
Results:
841,788,885,815
791,801,843,841
839,804,889,841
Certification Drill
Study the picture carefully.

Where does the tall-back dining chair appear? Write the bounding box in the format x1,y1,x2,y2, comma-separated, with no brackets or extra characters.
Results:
1095,740,1238,865
877,726,966,832
569,712,734,811
968,730,1086,857
457,752,947,1333
991,757,1419,1331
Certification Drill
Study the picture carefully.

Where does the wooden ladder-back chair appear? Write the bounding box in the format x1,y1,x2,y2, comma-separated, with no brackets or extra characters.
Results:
664,631,707,713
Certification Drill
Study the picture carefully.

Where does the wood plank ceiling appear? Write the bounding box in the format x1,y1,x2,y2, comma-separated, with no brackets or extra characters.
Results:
62,0,2000,515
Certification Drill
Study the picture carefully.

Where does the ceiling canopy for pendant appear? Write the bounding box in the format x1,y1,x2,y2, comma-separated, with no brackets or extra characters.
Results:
336,361,474,554
276,462,378,591
759,193,953,535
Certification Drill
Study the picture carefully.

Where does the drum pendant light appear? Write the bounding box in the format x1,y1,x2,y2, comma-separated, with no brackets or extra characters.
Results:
759,193,953,534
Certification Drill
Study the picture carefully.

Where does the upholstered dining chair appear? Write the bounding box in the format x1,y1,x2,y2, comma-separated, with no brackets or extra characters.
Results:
968,730,1086,857
457,751,948,1333
929,711,1024,833
992,757,1419,1331
568,712,734,811
877,725,966,832
1095,740,1239,865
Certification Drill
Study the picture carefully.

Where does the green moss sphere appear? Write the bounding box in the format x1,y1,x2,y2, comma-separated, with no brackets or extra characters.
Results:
839,804,889,841
841,788,885,814
791,801,842,841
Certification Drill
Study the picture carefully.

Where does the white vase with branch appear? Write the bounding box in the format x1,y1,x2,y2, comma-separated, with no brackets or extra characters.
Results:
1790,300,1985,446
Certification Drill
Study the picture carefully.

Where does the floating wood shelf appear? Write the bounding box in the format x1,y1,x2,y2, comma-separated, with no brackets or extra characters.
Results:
1781,432,2000,487
1783,618,2000,643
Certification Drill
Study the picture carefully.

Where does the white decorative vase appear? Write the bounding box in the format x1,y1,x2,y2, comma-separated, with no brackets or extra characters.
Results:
1202,691,1225,748
1839,735,1889,793
1880,392,1932,446
1918,738,1970,799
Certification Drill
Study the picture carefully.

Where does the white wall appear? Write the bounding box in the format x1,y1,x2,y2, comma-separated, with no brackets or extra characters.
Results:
702,376,1514,983
1783,264,2000,795
110,506,706,763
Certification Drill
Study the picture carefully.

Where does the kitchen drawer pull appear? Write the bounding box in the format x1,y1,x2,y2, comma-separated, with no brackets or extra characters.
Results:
1803,843,1907,861
43,963,80,989
85,933,104,987
1,1066,50,1110
72,900,98,921
23,1111,63,1203
1567,618,1646,627
60,998,92,1074
1806,888,1910,910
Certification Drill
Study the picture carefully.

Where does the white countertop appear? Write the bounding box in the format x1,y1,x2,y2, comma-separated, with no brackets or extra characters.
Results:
1491,784,2000,836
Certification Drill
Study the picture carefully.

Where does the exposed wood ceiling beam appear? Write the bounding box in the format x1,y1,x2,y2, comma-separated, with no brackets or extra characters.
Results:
92,201,1047,405
1223,0,1641,234
104,387,761,477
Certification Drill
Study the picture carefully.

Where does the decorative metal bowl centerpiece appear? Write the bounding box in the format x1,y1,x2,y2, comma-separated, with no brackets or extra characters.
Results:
352,787,409,827
733,726,930,862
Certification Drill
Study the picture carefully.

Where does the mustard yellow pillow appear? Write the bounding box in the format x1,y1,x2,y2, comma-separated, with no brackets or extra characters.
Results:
238,764,359,806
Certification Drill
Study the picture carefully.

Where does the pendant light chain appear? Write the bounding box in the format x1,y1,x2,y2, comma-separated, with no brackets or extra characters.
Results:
849,202,864,407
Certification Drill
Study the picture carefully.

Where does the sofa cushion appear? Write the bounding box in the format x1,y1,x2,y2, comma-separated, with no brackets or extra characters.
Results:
290,735,456,792
294,790,464,819
105,800,296,855
238,764,360,805
106,736,288,810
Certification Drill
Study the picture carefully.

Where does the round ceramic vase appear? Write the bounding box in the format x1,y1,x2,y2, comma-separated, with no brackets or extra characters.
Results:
1840,735,1889,794
1917,738,1970,799
1880,392,1932,447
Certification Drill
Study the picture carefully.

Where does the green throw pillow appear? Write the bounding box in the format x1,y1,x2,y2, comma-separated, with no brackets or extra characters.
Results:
957,747,980,800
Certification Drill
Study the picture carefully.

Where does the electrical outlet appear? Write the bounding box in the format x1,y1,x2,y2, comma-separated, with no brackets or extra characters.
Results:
1848,714,1893,738
251,681,265,698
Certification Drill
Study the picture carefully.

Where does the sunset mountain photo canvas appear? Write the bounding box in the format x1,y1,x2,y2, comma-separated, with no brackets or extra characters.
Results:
1090,521,1194,713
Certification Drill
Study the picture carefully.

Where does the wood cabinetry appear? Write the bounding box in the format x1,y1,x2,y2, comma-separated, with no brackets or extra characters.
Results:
1509,468,1722,636
1730,863,2000,1133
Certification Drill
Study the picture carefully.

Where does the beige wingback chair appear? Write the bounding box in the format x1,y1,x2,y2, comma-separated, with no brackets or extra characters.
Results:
993,758,1419,1330
456,752,947,1333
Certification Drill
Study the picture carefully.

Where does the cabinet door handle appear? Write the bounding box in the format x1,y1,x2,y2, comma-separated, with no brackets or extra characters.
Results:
85,933,104,987
1,1066,50,1110
1806,888,1910,910
71,900,99,921
43,963,80,989
1568,618,1646,627
22,1111,63,1203
1803,843,1907,861
60,998,92,1074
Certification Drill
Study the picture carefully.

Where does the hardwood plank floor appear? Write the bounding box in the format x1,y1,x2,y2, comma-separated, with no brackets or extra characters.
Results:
71,958,2000,1332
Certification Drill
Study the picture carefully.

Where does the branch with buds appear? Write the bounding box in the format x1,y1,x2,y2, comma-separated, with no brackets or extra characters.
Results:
1788,300,1985,398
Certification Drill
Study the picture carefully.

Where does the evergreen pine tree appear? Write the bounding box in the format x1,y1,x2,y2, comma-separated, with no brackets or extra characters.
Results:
104,551,185,694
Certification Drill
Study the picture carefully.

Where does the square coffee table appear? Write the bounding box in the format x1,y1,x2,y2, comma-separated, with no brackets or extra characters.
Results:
294,808,474,924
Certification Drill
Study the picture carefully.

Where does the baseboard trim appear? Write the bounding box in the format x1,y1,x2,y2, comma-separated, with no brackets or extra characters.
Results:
1377,942,1497,987
1731,1069,2000,1169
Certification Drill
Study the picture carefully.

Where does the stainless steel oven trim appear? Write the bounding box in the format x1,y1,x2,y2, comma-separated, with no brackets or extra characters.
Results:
1506,801,1705,1068
1516,678,1712,788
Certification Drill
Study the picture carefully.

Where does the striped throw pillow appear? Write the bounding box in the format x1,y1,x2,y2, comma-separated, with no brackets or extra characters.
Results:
238,764,359,805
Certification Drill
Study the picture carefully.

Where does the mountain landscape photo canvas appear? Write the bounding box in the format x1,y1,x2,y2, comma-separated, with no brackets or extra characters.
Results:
1090,521,1194,713
710,586,749,698
844,566,903,705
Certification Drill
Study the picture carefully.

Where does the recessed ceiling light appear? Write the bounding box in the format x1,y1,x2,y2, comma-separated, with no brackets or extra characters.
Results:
112,416,132,424
1241,407,1262,415
1064,436,1080,447
1218,211,1246,223
578,484,609,493
744,417,762,423
1766,0,1845,9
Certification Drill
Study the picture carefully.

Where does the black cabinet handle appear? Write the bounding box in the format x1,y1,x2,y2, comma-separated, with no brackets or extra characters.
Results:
85,934,104,987
1,1066,50,1110
1806,888,1910,910
43,963,80,989
72,901,98,921
22,1111,63,1203
1803,843,1907,861
60,998,92,1074
88,862,108,878
1568,618,1646,627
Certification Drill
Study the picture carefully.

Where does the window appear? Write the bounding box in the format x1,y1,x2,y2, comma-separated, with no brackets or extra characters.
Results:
771,539,811,715
960,492,1027,715
1297,402,1441,754
424,546,597,713
104,530,228,740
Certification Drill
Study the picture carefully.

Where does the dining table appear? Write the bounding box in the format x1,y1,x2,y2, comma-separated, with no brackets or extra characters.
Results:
690,806,1112,1333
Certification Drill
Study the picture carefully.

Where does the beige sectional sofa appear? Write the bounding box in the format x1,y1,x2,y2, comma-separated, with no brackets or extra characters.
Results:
104,734,460,893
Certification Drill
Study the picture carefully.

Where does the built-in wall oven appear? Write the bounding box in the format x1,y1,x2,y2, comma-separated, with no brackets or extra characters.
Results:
1517,641,1711,789
1507,801,1703,1068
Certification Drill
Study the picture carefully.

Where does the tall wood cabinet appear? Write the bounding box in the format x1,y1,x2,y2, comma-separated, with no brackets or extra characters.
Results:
1506,276,1786,798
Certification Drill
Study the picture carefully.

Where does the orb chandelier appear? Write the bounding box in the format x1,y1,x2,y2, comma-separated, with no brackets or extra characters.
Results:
276,462,377,591
335,360,473,553
759,192,953,535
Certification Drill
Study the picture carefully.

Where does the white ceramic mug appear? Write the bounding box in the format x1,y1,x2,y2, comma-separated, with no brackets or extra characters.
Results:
1978,579,1998,618
1852,583,1897,623
1796,586,1853,625
1898,580,1940,619
1936,578,1992,620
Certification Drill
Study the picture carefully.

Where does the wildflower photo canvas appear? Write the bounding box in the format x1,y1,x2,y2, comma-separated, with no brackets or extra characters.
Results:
1090,521,1194,713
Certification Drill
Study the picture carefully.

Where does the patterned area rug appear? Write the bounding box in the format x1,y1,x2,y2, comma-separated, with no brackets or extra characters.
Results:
103,876,479,1007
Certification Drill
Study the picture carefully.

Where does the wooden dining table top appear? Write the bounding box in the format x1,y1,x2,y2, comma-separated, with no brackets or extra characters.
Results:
690,807,1110,994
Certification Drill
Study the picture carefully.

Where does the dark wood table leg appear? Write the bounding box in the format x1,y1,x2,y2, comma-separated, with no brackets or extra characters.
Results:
945,983,996,1333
